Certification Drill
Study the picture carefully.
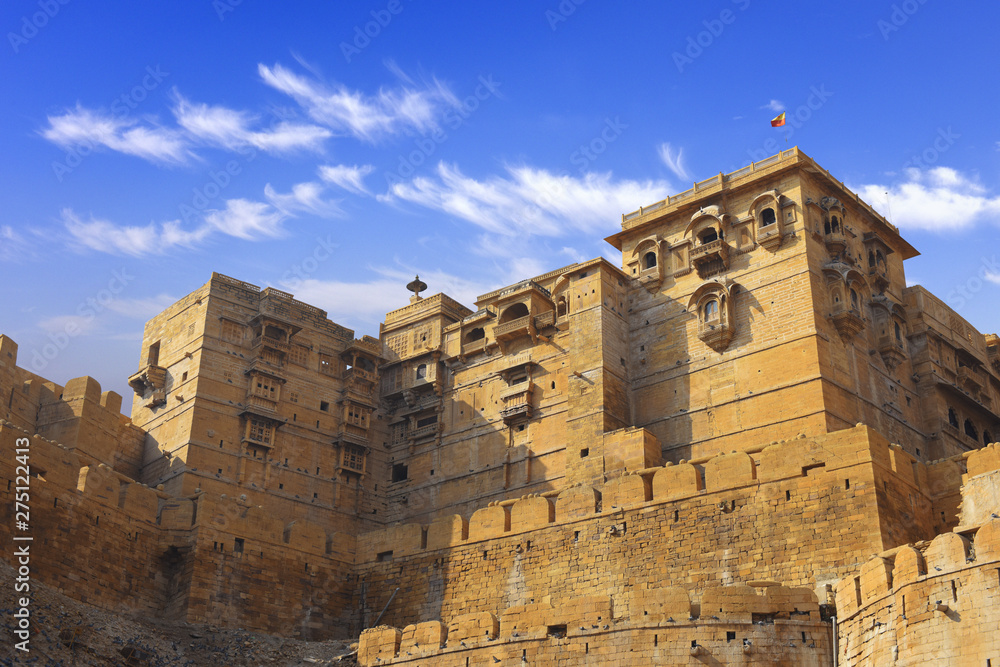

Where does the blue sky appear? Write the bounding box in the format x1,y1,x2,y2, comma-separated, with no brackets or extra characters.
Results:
2,1,999,411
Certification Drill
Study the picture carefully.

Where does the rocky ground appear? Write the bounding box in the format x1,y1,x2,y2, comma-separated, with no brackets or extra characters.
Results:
0,562,359,666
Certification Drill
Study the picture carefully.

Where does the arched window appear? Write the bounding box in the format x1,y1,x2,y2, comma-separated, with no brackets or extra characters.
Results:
831,216,840,233
984,430,993,446
876,250,886,269
699,228,719,245
760,208,776,227
643,251,657,269
465,327,485,342
948,407,959,428
557,298,567,318
894,322,902,342
704,299,719,321
850,289,859,311
868,251,876,268
498,302,530,324
415,364,427,380
965,419,978,439
824,220,831,235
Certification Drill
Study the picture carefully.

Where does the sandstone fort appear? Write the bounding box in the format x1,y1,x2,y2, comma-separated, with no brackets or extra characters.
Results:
3,148,999,665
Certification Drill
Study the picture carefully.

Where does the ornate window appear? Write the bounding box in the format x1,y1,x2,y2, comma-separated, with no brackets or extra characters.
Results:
341,444,366,473
689,281,739,352
643,251,657,269
289,345,309,366
415,363,427,380
964,419,978,439
760,208,776,227
319,353,336,375
246,419,273,446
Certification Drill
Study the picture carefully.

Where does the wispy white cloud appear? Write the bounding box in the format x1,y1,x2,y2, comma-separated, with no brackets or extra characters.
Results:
258,63,459,141
37,314,100,336
762,99,785,113
658,142,692,181
41,106,190,164
854,167,1000,232
264,181,343,218
985,271,1000,285
172,94,331,153
104,294,181,319
0,225,32,261
287,266,492,324
204,199,287,240
318,164,375,194
380,162,672,239
62,209,211,256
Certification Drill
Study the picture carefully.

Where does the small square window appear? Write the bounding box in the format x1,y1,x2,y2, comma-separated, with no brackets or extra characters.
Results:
320,401,329,412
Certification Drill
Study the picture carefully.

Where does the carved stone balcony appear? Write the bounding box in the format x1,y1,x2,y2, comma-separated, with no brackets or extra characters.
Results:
337,423,370,446
757,225,783,252
830,307,865,340
534,311,555,329
876,335,906,370
461,338,488,358
409,421,440,441
251,334,289,353
690,239,730,277
957,365,985,392
494,315,536,345
345,366,376,384
824,230,848,255
868,264,890,293
697,319,734,353
500,381,533,423
128,365,167,407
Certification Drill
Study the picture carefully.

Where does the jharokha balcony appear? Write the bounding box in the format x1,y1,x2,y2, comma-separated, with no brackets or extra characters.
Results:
128,364,167,407
690,239,730,277
500,381,533,423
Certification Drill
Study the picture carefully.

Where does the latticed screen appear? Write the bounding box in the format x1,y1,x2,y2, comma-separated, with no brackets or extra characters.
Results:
342,445,365,472
289,345,308,366
221,320,243,343
319,353,336,375
248,419,272,444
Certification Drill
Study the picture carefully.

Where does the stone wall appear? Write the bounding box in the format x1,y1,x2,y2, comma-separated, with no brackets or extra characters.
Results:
835,519,1000,666
0,421,357,638
357,585,833,666
353,425,941,631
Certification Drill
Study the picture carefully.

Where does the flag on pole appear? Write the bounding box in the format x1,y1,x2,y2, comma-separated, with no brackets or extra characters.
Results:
770,112,786,128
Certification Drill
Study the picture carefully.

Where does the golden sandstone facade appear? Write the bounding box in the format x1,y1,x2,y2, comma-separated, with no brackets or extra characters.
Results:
2,148,999,665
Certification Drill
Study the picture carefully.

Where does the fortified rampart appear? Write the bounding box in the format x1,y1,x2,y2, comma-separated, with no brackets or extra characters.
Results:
0,420,356,638
835,444,1000,666
2,149,1000,664
358,585,833,666
353,425,959,631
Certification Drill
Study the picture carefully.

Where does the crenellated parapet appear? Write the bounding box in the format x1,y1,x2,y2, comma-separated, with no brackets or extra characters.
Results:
358,424,944,564
835,519,1000,665
358,585,831,666
0,420,357,637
